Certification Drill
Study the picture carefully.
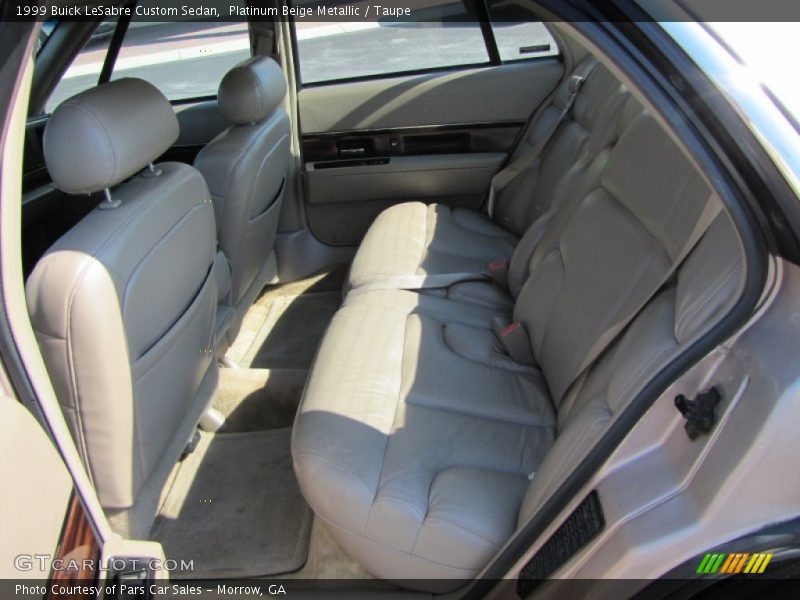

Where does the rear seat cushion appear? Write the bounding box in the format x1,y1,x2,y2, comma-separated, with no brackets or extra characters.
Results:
292,290,555,583
346,202,517,292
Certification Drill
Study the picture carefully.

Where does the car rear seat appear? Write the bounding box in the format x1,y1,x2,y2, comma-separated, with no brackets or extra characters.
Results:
345,57,630,294
292,79,745,589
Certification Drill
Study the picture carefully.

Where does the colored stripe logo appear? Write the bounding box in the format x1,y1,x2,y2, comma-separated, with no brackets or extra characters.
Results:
696,552,772,574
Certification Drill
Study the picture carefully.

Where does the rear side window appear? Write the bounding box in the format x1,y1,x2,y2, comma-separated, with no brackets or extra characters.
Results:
293,1,489,85
292,0,559,86
488,4,559,63
110,21,250,101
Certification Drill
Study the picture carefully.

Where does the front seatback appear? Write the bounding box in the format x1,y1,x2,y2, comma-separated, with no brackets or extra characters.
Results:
26,78,218,537
194,56,291,343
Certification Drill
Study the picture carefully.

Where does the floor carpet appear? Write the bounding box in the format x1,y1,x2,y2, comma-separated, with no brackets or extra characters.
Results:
151,428,312,578
212,367,308,433
150,267,350,578
225,266,347,370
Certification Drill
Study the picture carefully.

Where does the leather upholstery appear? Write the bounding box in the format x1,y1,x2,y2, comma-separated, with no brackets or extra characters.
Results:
347,202,517,292
43,78,179,194
345,61,630,293
218,56,287,125
28,81,218,537
195,57,290,345
292,71,745,589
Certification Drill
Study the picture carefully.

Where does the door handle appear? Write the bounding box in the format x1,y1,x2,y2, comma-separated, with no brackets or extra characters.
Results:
339,147,366,156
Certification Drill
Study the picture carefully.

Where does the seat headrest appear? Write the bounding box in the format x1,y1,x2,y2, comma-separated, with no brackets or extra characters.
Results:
218,56,287,125
44,78,178,194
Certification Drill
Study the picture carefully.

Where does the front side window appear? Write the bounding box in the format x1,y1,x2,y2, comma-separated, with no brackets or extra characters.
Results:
44,21,115,112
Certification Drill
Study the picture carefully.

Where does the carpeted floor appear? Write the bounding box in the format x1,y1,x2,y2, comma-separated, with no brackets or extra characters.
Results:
225,266,347,370
285,519,377,581
150,267,354,579
212,367,308,433
151,428,312,578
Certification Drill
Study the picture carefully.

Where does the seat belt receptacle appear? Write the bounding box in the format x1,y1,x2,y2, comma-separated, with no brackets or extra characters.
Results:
492,317,534,365
488,258,510,289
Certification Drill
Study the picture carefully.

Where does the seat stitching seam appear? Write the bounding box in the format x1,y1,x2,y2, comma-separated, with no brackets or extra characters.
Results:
365,314,409,535
64,255,99,486
316,513,477,575
121,204,213,355
423,515,504,546
405,392,556,428
615,341,674,404
439,322,537,375
87,169,196,261
533,248,565,358
676,263,740,339
62,100,117,188
372,494,426,520
131,268,214,378
293,451,373,497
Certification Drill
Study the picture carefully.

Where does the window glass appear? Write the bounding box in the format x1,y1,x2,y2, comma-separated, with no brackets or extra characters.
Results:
487,2,559,62
294,1,489,85
111,21,250,101
45,22,115,112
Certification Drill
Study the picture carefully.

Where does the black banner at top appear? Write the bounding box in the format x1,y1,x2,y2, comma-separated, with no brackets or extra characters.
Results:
4,0,800,23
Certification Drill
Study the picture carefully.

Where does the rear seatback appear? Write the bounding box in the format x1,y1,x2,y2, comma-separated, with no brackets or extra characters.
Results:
519,213,742,523
493,58,626,236
515,113,719,403
292,73,745,589
345,60,631,293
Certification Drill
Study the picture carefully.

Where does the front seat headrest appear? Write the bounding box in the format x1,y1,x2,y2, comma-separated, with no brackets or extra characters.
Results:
44,78,179,194
217,56,287,125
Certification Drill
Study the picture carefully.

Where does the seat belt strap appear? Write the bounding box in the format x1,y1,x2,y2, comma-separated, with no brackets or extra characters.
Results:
557,195,722,405
347,271,490,295
487,60,598,218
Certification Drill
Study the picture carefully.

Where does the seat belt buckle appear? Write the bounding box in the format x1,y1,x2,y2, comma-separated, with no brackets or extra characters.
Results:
488,258,510,289
491,317,534,365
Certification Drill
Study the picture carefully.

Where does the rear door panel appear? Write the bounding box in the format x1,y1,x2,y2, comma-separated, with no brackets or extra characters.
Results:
299,60,563,132
299,60,563,244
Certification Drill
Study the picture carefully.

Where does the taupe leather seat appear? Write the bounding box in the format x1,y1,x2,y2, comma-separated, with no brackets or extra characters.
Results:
194,56,291,347
27,78,219,538
345,58,629,294
292,99,745,590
